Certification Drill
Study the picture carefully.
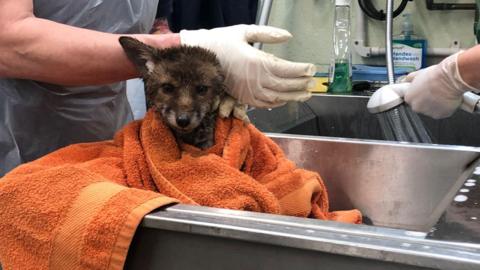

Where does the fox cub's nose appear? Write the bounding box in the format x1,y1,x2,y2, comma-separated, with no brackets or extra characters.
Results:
176,115,191,128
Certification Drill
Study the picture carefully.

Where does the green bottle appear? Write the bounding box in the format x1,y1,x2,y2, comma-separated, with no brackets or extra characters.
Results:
328,0,352,94
329,60,352,93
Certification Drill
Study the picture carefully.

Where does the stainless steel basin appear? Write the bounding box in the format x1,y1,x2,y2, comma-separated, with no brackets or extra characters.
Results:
126,135,480,270
270,134,479,232
123,92,480,270
248,94,480,147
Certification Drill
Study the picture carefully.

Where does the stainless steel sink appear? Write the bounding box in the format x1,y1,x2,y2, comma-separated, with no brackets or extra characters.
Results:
270,134,478,232
247,94,480,232
126,135,480,270
248,94,480,147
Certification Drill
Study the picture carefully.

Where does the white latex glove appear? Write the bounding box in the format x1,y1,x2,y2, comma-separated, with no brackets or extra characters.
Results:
403,52,479,119
180,24,316,108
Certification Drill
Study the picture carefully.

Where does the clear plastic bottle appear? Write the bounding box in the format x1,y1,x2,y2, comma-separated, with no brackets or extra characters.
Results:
328,0,352,93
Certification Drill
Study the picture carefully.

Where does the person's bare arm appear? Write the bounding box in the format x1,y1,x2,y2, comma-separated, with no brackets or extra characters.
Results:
458,45,480,89
0,0,180,86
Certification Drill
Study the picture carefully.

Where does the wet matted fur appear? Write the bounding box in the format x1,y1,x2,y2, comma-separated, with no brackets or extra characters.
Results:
120,37,226,149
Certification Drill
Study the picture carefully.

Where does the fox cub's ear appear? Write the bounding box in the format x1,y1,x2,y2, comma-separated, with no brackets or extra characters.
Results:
119,36,159,76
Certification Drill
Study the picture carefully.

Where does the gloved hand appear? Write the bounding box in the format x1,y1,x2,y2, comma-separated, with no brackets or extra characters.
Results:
403,52,479,119
180,25,316,108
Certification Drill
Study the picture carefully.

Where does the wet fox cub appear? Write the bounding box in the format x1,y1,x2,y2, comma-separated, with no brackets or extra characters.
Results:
119,36,228,149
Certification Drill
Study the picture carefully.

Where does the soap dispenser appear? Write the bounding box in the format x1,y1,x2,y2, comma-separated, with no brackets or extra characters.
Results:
392,13,427,71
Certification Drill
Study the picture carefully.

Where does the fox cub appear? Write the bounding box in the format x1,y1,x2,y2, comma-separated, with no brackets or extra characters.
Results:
119,36,228,149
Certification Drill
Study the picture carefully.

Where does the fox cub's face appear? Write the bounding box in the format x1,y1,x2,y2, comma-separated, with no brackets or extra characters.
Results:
119,37,224,133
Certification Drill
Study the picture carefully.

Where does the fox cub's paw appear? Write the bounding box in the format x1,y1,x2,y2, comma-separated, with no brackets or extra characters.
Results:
217,95,250,124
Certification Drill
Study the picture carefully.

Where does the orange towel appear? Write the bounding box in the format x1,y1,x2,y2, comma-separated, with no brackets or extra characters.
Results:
0,110,361,270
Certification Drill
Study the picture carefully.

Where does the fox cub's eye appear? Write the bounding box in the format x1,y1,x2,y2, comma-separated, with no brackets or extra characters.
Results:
161,83,175,94
196,85,208,95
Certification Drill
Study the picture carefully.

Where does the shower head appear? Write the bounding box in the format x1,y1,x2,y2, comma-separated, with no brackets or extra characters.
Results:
367,83,410,114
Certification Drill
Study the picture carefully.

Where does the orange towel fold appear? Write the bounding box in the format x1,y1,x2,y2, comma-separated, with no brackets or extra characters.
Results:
0,110,361,270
